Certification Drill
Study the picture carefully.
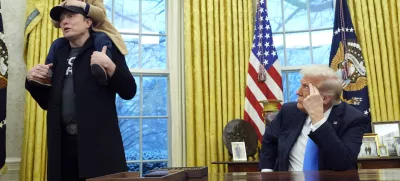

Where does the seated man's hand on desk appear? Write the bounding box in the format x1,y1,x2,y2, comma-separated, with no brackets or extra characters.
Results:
261,169,273,172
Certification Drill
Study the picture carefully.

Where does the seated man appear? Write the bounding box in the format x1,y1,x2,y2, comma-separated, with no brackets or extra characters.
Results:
259,65,370,171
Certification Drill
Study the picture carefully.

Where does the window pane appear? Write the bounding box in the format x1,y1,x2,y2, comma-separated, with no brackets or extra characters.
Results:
116,76,140,116
123,35,139,68
113,0,170,172
142,0,166,34
312,30,332,64
114,0,140,32
267,0,283,32
142,76,168,116
288,71,302,102
119,119,140,161
127,163,140,172
143,162,168,175
141,36,167,69
286,32,311,66
272,33,284,66
104,0,113,22
282,71,288,103
310,0,334,29
142,118,168,160
283,0,309,31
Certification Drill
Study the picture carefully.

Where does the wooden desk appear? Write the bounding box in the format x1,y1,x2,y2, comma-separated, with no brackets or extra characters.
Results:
212,161,259,172
211,168,400,180
358,156,400,169
212,157,400,172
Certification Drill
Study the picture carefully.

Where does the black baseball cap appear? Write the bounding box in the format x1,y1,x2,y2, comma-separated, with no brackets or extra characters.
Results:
50,5,88,21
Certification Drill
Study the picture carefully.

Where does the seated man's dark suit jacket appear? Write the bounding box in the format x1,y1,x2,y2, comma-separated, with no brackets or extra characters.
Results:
259,102,370,171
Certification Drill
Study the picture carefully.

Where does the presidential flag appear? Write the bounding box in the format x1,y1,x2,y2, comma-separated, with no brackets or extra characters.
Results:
0,1,8,175
329,0,371,129
244,0,283,142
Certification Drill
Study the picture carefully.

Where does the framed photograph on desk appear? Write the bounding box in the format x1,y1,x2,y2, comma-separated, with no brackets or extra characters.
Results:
379,146,389,157
231,142,247,161
394,137,400,156
358,134,380,158
372,121,400,156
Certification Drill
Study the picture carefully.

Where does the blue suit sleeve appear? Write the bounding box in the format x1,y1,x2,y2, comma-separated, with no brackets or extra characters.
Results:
259,105,284,170
308,115,370,171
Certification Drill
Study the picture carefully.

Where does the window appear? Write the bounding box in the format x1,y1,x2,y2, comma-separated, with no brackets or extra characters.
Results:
105,0,171,175
267,0,334,102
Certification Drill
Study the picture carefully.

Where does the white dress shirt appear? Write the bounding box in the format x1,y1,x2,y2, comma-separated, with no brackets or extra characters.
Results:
262,107,333,172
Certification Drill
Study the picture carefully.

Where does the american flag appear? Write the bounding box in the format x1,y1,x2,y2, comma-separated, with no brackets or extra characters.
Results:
0,1,7,174
244,0,283,142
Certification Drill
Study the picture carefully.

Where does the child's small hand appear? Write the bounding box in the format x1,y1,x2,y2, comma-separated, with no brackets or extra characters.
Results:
62,0,86,9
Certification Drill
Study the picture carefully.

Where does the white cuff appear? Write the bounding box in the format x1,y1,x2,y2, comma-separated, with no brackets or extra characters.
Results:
261,169,273,172
310,117,328,132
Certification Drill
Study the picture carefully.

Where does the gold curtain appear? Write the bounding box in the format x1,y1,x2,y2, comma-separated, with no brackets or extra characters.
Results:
184,0,254,174
21,0,61,180
347,0,400,122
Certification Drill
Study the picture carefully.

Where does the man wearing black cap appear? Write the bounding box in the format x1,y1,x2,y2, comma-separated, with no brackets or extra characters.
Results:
25,5,136,181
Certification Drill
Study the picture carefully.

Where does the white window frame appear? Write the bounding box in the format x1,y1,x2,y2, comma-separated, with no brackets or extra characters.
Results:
268,0,334,101
167,0,186,167
110,0,185,173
